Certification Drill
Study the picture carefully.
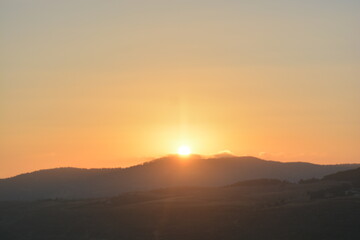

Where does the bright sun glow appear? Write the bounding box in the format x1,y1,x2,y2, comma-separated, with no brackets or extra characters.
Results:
178,145,191,156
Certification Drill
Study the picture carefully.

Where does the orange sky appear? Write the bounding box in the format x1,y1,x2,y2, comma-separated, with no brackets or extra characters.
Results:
1,1,360,178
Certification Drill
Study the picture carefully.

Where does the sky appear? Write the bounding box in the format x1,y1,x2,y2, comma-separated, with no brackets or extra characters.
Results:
1,0,359,178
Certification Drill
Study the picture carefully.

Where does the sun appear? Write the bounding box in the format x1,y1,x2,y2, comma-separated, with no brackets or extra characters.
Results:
177,145,191,156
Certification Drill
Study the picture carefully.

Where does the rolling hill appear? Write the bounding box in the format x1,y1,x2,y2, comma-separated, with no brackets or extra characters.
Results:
1,177,359,240
323,167,360,186
0,155,358,200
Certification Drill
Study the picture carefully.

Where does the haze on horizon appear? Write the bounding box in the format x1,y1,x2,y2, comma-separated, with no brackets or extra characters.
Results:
1,0,359,178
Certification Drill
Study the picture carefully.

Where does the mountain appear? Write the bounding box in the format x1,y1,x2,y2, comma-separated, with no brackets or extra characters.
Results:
226,178,289,187
0,155,358,200
323,167,360,186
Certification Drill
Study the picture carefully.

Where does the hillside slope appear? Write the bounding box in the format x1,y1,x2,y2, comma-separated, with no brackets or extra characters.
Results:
0,155,358,200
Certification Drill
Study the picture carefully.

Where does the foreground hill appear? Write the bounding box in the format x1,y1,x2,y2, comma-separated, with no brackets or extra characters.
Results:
0,155,358,200
0,179,359,240
323,167,360,186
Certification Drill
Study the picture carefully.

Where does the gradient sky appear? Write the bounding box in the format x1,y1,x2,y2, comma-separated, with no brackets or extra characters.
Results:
1,0,359,178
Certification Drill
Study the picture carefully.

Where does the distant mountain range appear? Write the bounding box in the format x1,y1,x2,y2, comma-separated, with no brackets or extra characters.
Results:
0,155,358,200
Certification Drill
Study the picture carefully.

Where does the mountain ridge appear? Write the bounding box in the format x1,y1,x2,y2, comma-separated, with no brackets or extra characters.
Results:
0,155,358,200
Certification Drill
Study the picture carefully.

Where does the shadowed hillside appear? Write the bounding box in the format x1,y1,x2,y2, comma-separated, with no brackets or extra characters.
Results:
0,155,358,200
0,177,359,240
323,167,360,186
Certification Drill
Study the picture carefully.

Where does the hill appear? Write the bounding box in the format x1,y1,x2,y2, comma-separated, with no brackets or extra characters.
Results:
0,178,359,240
323,167,360,186
0,155,358,200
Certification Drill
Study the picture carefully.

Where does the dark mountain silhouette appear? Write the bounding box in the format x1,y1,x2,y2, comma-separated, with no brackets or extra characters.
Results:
323,167,360,186
0,155,358,200
226,178,289,187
